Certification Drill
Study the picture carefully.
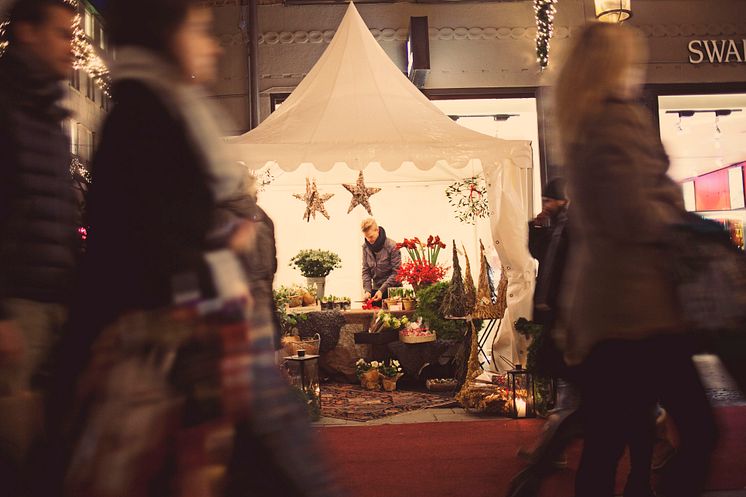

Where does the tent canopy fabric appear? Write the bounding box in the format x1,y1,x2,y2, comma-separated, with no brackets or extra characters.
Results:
229,2,535,371
228,2,532,172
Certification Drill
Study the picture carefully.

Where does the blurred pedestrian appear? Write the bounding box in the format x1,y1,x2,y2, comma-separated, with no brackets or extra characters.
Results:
509,177,660,497
0,0,76,494
554,22,716,497
42,1,342,496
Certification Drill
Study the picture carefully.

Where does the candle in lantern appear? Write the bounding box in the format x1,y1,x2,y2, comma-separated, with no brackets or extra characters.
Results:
516,398,527,418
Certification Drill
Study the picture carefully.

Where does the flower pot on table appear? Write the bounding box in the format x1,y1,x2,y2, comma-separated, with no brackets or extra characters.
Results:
306,277,326,299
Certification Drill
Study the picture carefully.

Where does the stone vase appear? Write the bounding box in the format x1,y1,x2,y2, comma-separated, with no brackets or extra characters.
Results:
306,277,326,300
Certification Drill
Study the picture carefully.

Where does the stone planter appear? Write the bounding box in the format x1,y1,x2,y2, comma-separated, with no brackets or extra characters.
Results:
306,277,326,300
360,369,381,390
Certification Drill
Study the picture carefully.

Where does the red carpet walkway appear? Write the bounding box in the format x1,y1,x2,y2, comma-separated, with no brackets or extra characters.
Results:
318,406,746,497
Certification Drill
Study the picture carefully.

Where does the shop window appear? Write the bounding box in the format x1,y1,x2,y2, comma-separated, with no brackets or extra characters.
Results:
430,97,542,220
659,93,746,249
99,27,106,50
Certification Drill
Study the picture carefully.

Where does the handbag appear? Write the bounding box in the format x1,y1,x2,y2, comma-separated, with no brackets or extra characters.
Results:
669,213,746,332
669,213,746,393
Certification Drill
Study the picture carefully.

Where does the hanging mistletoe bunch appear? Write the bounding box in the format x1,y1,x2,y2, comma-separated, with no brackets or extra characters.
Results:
445,176,489,224
535,0,558,70
249,168,275,193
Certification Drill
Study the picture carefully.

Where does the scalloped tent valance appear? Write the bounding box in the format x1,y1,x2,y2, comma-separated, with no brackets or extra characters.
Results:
227,2,532,173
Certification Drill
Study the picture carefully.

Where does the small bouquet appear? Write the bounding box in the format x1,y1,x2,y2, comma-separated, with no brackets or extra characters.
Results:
369,312,409,334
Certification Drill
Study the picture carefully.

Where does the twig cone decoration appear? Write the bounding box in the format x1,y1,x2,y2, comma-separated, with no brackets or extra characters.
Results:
472,241,502,319
462,243,477,315
440,241,467,317
455,320,483,400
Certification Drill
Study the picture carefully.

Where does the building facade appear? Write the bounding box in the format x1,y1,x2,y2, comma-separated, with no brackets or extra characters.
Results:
64,0,110,170
210,0,745,234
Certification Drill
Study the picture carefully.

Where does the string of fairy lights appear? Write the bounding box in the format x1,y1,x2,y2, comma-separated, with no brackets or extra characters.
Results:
534,0,558,70
0,0,111,95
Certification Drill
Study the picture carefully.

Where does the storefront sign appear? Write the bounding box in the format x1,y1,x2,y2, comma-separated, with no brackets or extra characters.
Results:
688,39,746,64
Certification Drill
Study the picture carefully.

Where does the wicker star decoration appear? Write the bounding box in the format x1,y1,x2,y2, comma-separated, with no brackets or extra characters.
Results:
293,177,334,222
342,171,381,216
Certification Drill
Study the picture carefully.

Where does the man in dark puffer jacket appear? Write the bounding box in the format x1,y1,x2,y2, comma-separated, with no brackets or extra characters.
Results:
0,0,77,396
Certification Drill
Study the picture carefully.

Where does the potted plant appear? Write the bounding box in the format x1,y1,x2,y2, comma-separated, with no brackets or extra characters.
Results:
395,235,447,294
401,288,416,311
356,359,381,390
289,249,342,299
335,296,351,311
379,359,403,391
320,295,335,311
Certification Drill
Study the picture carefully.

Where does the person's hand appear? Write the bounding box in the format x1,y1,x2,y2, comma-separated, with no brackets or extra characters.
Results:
0,320,24,366
363,292,371,300
532,211,551,228
229,220,257,253
373,290,383,301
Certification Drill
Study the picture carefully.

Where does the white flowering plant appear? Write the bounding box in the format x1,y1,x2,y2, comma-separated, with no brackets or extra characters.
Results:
378,359,403,379
355,358,380,379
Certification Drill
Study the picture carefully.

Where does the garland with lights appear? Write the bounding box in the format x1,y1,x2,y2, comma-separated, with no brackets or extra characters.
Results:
0,0,110,95
534,0,558,70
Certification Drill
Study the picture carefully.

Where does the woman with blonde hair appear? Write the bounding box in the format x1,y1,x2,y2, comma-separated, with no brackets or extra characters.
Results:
553,23,716,497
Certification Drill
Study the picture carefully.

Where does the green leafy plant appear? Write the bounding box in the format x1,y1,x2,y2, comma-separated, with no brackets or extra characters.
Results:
355,358,379,379
414,282,477,340
290,249,342,278
273,286,308,335
514,317,554,416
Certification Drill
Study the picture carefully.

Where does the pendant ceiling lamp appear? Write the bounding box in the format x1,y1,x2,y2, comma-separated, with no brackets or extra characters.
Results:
595,0,632,23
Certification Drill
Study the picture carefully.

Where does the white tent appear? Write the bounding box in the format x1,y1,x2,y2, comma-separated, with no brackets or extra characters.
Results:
229,3,536,372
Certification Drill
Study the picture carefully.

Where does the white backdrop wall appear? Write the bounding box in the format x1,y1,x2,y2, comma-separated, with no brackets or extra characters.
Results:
258,162,498,301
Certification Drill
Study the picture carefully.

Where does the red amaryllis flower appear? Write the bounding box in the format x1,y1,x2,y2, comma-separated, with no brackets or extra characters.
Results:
395,260,447,287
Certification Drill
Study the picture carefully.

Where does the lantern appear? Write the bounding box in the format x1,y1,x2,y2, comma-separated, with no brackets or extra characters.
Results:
507,365,536,419
284,350,321,421
595,0,632,23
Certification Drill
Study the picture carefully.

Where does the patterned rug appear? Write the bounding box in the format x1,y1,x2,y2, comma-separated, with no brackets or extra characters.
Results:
320,383,458,422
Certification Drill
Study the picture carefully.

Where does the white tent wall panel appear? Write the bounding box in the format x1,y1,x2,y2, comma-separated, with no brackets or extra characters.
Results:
259,165,494,303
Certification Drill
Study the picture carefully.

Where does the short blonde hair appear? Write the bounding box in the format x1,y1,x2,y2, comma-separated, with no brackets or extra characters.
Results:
361,218,378,233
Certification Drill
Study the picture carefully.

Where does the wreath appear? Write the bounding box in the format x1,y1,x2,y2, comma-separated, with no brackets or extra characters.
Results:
445,176,489,224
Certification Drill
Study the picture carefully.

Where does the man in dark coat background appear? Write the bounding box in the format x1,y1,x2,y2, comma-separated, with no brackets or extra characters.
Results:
0,0,77,493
